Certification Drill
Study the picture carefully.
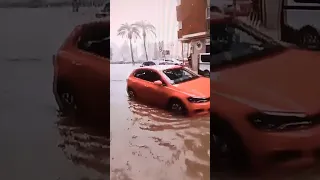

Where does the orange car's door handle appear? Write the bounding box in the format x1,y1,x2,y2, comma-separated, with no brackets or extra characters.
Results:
72,60,82,66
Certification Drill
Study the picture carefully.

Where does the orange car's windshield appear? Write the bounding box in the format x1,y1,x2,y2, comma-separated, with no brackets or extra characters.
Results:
211,20,284,70
162,68,199,84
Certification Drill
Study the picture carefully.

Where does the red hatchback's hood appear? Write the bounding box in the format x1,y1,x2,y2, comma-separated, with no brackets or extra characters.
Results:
174,77,210,98
213,49,320,115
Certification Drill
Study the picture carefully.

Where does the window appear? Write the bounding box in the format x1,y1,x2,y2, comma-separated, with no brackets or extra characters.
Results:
178,21,182,30
77,23,110,59
134,70,162,82
134,70,147,79
200,54,210,62
211,21,283,70
162,68,199,84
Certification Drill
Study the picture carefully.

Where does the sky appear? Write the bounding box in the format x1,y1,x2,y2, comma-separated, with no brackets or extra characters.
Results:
110,0,178,47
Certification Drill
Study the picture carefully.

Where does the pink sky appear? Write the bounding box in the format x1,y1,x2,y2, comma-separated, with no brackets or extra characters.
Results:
110,0,178,46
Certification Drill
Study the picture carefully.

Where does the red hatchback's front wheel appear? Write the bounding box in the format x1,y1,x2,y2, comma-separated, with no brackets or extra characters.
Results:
168,99,188,115
56,80,78,117
127,87,136,99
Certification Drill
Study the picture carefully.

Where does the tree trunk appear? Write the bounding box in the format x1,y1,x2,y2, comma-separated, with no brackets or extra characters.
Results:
143,35,148,61
129,38,135,64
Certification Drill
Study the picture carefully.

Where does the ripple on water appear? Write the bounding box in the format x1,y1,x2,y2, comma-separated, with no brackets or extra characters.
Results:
56,117,110,176
111,100,210,180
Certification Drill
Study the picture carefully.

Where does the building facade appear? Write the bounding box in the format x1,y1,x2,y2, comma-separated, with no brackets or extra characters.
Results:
176,0,210,71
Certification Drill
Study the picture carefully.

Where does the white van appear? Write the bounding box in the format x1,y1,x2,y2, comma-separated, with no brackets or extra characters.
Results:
198,53,210,77
281,0,320,48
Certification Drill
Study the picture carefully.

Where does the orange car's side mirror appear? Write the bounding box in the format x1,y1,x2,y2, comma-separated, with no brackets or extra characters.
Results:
154,80,163,86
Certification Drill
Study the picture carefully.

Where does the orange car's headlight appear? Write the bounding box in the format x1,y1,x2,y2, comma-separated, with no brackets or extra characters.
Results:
187,97,210,103
247,112,310,131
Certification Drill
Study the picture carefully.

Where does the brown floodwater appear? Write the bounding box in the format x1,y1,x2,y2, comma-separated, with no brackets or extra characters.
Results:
110,64,210,180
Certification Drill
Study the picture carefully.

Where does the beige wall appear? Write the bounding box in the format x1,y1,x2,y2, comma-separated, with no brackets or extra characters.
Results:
190,38,206,71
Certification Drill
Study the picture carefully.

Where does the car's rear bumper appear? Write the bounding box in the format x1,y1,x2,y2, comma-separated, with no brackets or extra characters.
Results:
245,125,320,169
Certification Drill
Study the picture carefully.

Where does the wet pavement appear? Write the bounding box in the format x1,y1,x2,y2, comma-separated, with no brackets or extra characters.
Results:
110,64,210,180
0,7,108,179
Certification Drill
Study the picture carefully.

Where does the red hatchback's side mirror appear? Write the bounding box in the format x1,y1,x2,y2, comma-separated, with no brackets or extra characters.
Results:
154,80,163,86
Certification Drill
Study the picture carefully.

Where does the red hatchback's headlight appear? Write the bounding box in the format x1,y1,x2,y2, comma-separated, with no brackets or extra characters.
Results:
187,97,210,103
247,112,309,131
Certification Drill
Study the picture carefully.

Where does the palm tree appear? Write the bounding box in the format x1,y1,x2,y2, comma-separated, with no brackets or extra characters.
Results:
117,23,140,64
133,21,156,61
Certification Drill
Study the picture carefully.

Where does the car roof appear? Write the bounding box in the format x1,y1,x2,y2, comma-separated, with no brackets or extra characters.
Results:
137,65,181,71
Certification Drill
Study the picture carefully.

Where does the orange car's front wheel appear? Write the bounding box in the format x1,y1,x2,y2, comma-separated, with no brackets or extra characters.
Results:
127,87,136,99
168,99,188,115
212,118,250,171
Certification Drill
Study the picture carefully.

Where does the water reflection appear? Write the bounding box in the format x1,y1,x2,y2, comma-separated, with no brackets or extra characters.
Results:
56,116,110,176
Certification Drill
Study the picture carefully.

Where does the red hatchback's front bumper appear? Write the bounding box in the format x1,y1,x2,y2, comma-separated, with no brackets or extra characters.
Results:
186,101,210,116
243,125,320,169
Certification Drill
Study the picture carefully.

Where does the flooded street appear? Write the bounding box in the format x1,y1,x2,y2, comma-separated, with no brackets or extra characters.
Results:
0,8,108,179
110,64,210,180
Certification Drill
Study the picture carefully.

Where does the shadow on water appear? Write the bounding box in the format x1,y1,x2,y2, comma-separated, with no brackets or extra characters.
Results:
56,114,110,177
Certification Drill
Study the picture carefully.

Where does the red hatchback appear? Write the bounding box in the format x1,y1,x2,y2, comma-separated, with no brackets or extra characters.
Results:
53,21,110,122
127,65,210,116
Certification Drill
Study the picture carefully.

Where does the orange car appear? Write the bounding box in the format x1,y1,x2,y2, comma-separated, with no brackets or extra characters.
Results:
127,65,210,116
211,15,320,170
52,21,110,122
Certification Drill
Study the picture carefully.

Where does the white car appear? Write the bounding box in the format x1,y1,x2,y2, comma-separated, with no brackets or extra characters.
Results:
198,53,210,77
159,58,183,65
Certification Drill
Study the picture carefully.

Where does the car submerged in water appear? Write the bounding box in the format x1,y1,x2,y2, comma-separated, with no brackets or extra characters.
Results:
127,65,210,116
52,21,109,125
211,13,320,170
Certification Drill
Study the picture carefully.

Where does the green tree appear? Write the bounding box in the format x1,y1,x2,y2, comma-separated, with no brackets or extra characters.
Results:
133,21,156,61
